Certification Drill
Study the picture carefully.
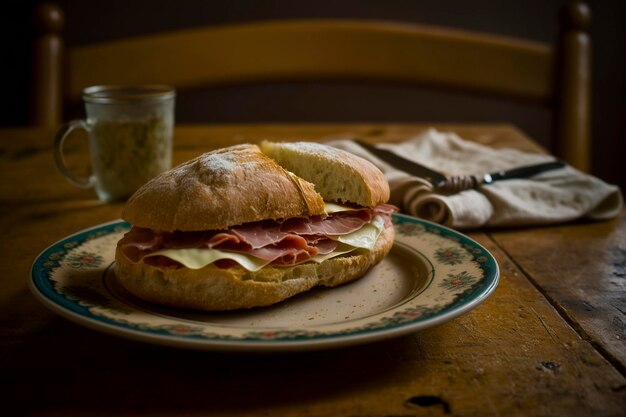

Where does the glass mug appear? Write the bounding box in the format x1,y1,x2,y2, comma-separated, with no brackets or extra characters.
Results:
54,85,175,202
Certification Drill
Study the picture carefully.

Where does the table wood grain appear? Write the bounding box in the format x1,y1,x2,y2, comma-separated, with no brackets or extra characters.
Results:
1,123,624,416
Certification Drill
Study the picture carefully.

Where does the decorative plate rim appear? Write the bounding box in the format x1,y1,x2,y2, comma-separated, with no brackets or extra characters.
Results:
29,214,499,352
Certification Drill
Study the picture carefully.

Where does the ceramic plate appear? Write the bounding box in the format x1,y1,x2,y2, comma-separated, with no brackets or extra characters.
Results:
29,214,498,352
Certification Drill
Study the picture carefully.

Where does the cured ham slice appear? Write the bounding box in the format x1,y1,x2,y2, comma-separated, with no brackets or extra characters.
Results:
119,204,396,267
279,210,371,236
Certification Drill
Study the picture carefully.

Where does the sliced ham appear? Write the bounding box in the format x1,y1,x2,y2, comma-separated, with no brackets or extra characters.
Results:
279,210,371,236
117,227,163,262
118,204,396,267
230,223,290,249
231,209,372,246
373,203,398,216
206,232,242,248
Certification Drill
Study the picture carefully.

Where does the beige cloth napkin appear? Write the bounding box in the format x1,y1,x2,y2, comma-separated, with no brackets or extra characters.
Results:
327,129,623,229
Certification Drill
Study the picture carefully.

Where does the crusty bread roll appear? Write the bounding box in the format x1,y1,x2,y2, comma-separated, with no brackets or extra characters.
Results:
260,140,389,207
115,221,394,311
123,144,326,232
115,141,395,311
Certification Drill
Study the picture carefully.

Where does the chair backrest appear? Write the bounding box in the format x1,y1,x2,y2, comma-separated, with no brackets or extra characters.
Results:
31,2,592,171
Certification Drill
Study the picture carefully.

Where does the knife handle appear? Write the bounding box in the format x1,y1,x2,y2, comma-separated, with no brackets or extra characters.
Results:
434,175,480,194
435,160,566,194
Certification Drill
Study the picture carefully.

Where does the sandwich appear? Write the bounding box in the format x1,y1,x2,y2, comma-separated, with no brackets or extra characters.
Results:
115,141,397,310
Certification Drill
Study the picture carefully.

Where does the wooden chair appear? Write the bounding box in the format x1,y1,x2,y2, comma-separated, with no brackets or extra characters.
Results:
31,2,592,171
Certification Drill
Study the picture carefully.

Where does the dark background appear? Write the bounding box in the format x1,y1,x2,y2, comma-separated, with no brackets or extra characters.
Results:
4,0,625,190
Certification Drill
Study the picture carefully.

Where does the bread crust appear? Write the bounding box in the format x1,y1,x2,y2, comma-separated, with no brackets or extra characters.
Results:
122,144,326,232
260,141,390,207
114,222,395,311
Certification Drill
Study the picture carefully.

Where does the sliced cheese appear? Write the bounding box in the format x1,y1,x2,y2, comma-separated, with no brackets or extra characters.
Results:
146,215,386,271
149,248,272,271
337,215,385,250
323,202,358,214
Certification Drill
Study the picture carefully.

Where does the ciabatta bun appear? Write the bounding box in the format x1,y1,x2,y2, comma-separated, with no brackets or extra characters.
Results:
116,141,395,311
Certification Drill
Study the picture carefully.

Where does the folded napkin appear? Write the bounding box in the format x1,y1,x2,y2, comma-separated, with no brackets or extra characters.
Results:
327,129,623,229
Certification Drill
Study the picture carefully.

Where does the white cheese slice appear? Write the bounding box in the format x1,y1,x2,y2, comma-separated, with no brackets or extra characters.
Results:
323,202,358,214
337,215,385,250
148,248,272,271
146,215,386,271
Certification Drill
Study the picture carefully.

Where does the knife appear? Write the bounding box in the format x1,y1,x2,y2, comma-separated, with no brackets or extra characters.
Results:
354,140,566,193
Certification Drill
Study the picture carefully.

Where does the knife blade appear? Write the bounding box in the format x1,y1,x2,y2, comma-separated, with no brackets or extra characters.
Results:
482,160,566,184
353,139,566,193
354,140,448,187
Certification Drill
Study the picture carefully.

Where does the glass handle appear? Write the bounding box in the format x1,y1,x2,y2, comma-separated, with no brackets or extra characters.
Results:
53,120,95,189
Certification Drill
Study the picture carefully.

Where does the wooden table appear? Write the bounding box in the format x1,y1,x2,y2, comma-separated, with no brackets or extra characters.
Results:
1,124,624,416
